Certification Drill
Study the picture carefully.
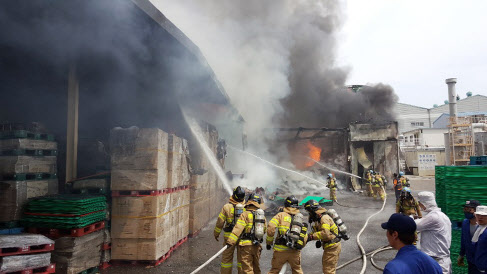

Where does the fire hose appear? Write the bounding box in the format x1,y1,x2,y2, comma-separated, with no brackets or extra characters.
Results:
355,185,387,274
370,246,394,271
190,245,228,274
336,245,389,270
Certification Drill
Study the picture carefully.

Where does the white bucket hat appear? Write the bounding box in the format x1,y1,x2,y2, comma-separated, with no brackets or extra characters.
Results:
475,205,487,216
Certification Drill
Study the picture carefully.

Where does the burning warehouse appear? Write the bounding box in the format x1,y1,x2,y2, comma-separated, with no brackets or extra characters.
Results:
275,121,399,192
0,1,244,273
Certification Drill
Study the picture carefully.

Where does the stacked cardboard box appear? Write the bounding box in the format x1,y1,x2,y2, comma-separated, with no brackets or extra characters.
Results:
110,128,190,262
52,230,104,274
0,132,58,224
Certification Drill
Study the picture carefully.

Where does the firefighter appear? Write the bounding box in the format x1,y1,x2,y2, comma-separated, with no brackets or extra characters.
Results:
227,193,267,274
393,173,403,203
325,174,337,201
305,200,342,274
396,187,422,218
365,170,374,197
372,171,386,201
398,171,410,188
214,186,245,274
267,195,308,274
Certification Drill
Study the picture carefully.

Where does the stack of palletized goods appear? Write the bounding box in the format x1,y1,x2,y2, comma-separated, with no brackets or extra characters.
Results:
51,230,104,274
168,134,190,247
0,122,58,233
0,234,55,273
188,123,227,237
110,128,190,266
70,176,112,270
22,195,107,274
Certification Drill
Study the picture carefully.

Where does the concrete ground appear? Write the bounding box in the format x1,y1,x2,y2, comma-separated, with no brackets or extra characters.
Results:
106,176,435,274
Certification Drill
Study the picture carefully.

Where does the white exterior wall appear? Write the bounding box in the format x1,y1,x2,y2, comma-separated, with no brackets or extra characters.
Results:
421,129,448,147
395,103,430,134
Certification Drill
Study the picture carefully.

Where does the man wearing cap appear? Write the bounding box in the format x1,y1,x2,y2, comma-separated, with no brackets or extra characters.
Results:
382,213,442,274
458,200,481,273
473,205,487,273
415,191,452,274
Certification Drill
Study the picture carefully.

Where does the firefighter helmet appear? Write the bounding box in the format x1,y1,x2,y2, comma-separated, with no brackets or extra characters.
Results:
284,195,299,208
304,199,321,213
232,186,245,202
399,171,404,176
327,173,333,178
247,193,262,204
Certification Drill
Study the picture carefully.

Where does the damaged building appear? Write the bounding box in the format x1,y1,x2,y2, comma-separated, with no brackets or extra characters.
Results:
277,121,399,191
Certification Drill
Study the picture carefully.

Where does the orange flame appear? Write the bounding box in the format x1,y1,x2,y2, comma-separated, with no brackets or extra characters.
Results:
305,141,322,167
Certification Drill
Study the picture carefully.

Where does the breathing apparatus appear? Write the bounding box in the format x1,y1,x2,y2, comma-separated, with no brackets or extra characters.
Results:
285,213,307,249
253,208,265,244
326,209,350,240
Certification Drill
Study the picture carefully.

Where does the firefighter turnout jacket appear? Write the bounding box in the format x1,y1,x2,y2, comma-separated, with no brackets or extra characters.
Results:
327,178,337,189
311,208,340,249
399,176,410,187
214,197,242,240
373,174,384,187
227,205,267,246
267,207,308,252
366,172,373,184
396,197,422,218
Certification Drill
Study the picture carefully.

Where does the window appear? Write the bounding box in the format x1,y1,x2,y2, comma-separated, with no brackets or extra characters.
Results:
410,122,424,127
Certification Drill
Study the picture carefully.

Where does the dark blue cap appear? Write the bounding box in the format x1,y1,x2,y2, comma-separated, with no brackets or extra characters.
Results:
381,213,416,234
464,200,480,208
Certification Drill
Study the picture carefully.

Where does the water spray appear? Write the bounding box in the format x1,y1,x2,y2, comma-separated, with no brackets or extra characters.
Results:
306,157,362,179
182,111,233,195
227,145,327,187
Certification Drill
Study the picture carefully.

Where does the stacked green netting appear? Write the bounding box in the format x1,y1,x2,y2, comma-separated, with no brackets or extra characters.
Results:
435,166,446,209
436,166,487,274
435,166,487,221
22,195,107,228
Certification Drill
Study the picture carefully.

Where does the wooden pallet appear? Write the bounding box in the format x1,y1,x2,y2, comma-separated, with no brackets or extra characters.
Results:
0,228,24,235
0,173,57,181
0,243,54,257
1,263,56,274
0,149,57,156
27,221,105,239
0,130,54,141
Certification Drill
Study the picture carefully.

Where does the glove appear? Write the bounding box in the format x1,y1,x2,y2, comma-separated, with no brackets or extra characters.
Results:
315,241,322,249
214,235,219,242
457,255,465,267
266,244,272,250
225,243,233,249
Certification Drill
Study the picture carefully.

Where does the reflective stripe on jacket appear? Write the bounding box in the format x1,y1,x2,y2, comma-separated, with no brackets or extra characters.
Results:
327,178,337,189
312,208,339,249
214,197,240,239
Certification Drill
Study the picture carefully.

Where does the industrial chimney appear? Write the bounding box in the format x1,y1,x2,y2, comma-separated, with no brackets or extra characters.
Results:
446,78,458,123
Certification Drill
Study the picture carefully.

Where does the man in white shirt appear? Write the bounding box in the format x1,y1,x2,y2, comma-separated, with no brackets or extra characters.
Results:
415,191,452,274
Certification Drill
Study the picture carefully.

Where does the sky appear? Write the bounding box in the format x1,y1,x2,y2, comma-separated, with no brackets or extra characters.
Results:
338,0,487,108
